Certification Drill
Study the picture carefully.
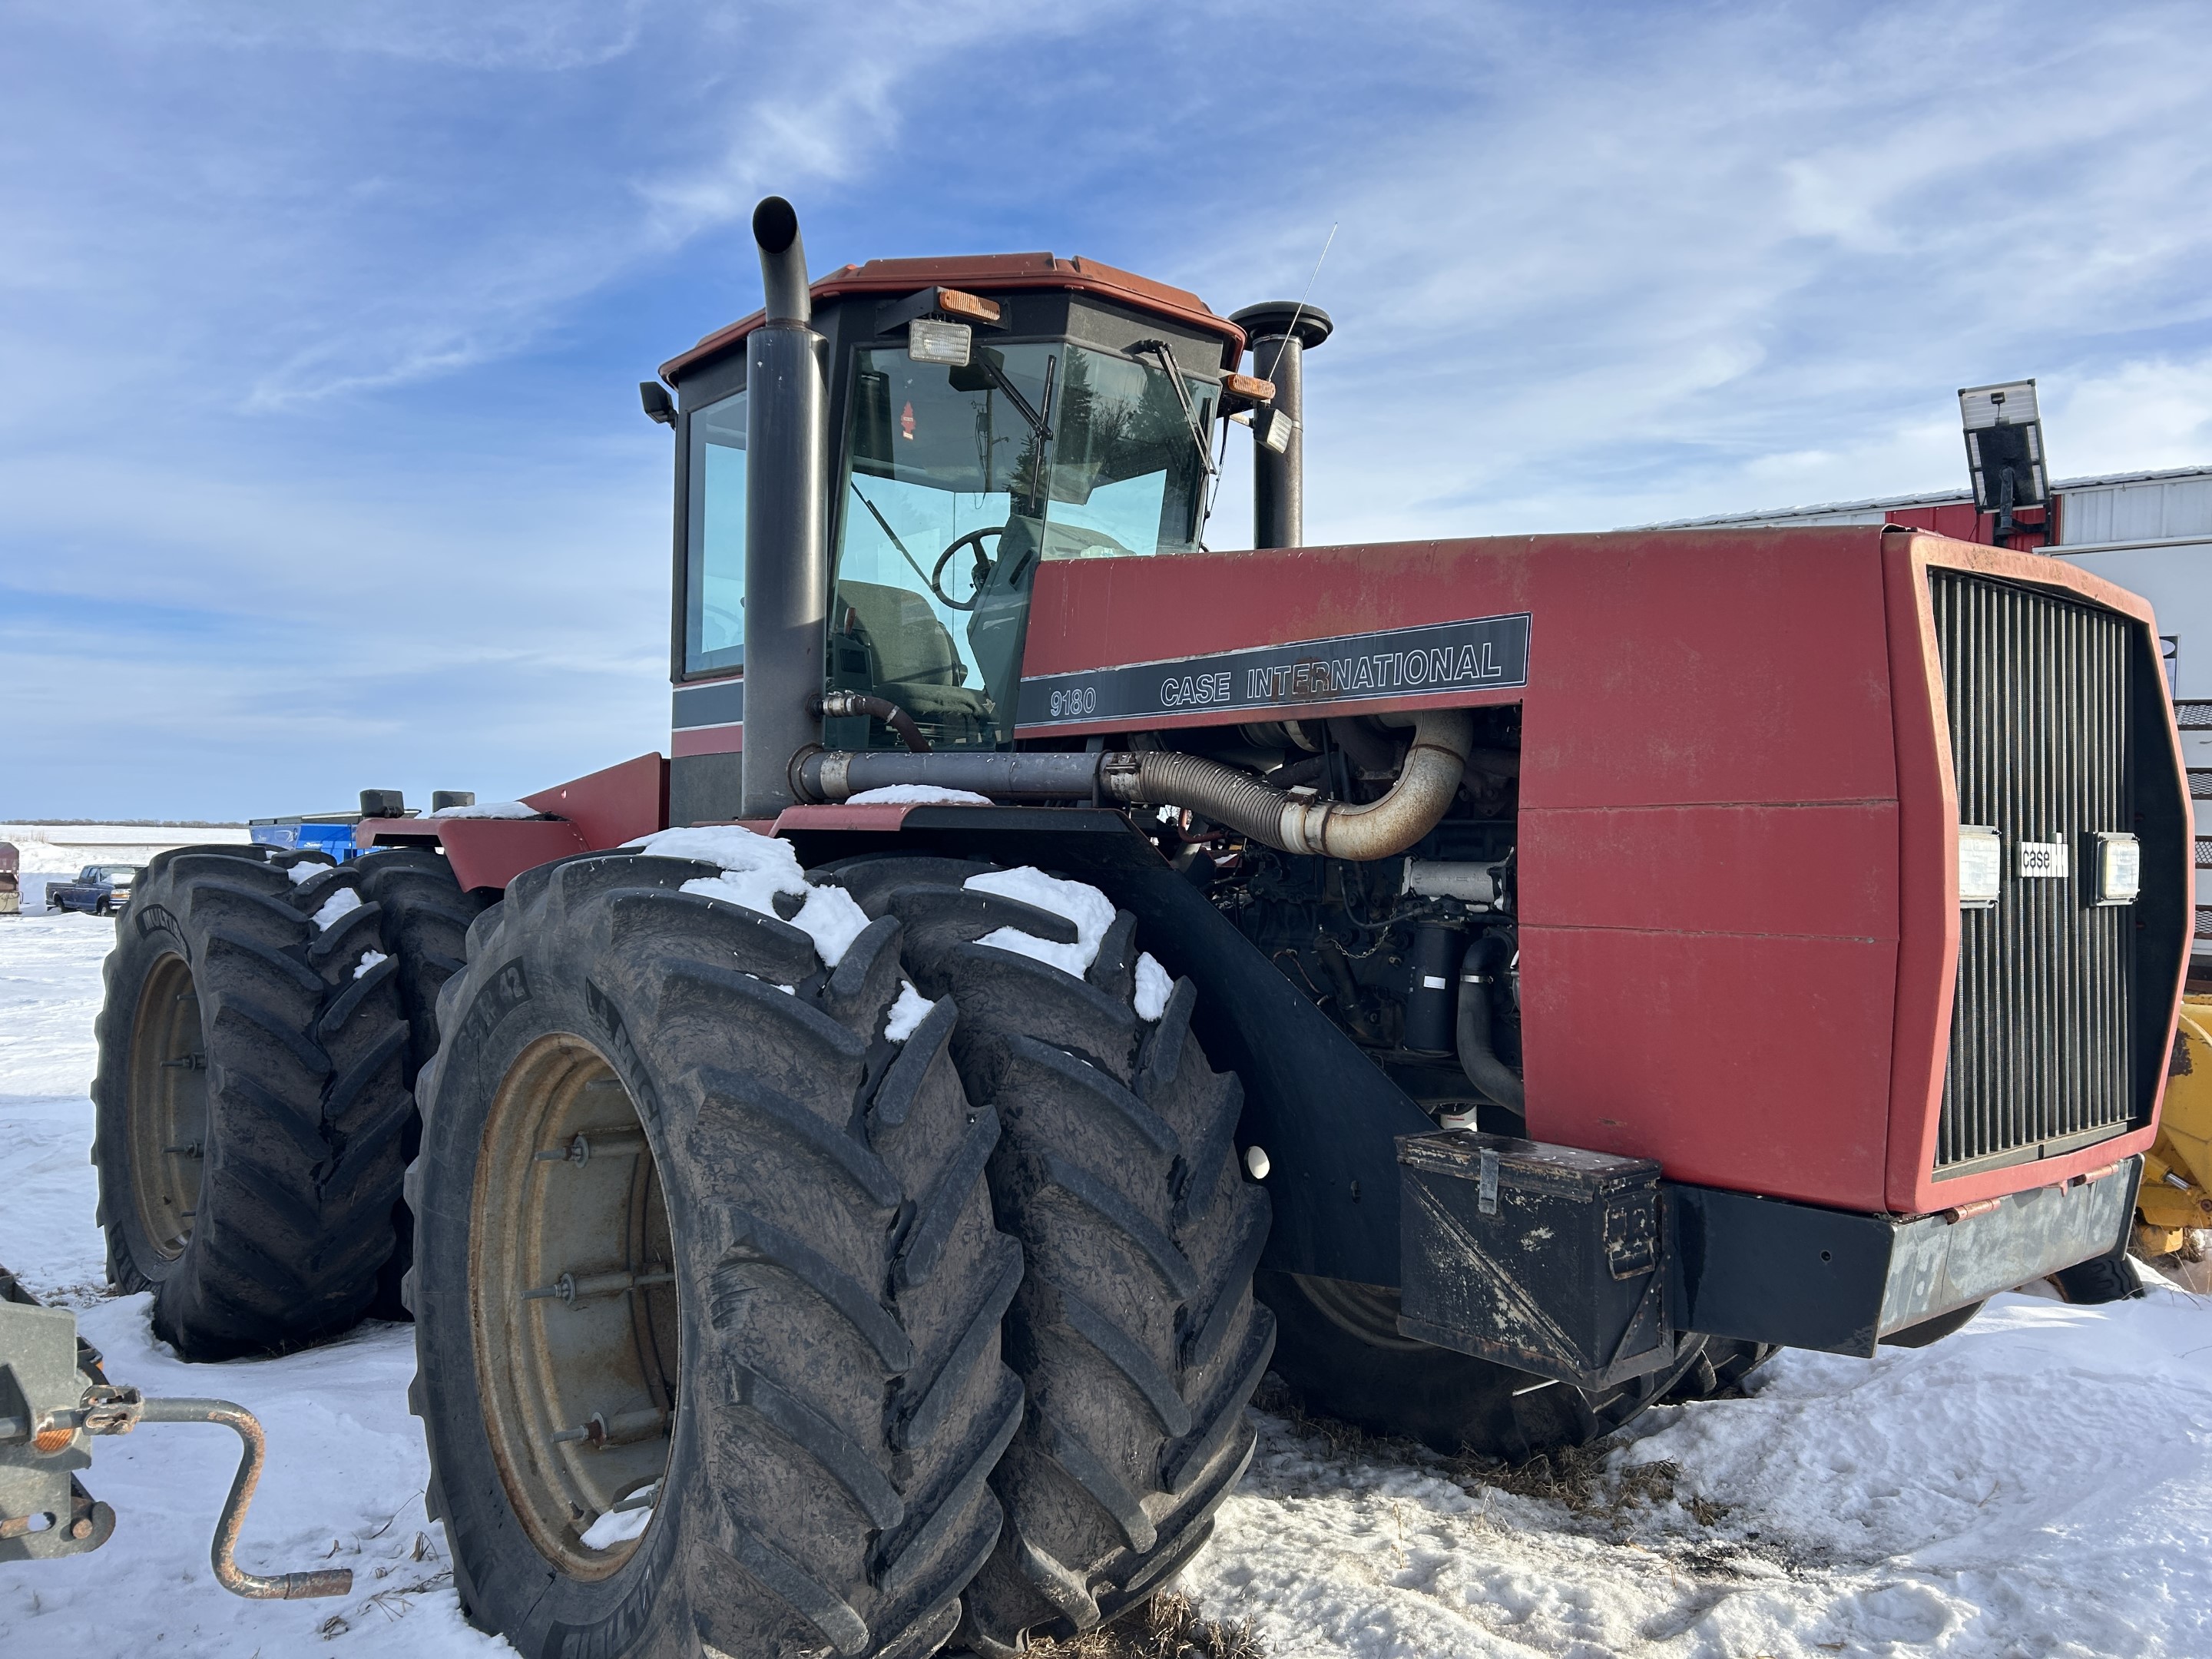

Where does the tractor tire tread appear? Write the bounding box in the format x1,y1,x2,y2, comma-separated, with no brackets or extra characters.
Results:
91,843,412,1358
409,855,1021,1659
829,859,1272,1653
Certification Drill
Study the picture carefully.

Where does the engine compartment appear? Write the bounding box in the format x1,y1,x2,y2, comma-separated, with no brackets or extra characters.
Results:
1128,707,1528,1135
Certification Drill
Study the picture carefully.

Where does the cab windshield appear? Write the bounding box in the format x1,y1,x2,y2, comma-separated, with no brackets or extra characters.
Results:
830,341,1215,750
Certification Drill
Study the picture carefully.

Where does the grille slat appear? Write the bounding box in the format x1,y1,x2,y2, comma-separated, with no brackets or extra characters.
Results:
1932,572,2135,1174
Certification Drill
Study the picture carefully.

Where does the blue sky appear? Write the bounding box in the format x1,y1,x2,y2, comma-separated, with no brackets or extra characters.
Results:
5,1,2211,820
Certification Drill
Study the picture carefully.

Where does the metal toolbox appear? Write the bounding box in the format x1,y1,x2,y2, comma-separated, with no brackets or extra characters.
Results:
1396,1131,1675,1389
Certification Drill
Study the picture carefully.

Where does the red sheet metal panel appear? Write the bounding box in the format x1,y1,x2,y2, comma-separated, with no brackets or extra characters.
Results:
1518,803,1899,941
1021,526,2179,1212
1522,929,1899,1207
522,753,668,850
673,724,742,757
359,819,590,894
773,803,917,833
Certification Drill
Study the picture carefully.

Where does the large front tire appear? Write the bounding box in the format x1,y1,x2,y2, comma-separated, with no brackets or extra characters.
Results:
408,851,1022,1659
830,859,1273,1655
91,845,413,1359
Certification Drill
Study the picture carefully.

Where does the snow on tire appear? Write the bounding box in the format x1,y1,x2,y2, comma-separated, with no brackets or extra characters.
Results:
828,856,1275,1656
90,843,413,1359
406,843,1023,1659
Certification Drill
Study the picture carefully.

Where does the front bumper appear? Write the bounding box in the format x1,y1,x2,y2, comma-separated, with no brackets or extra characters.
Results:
1671,1157,2141,1355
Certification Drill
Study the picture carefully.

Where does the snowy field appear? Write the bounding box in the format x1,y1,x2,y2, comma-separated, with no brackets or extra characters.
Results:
5,907,2212,1657
1,823,250,910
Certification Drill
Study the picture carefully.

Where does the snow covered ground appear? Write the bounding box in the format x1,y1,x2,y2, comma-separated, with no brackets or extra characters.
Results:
6,907,2212,1657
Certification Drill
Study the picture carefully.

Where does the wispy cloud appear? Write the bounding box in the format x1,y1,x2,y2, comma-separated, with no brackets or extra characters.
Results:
3,0,2210,816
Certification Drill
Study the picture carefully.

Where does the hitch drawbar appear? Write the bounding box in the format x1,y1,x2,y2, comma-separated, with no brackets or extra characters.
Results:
0,1290,352,1598
1396,1131,2143,1377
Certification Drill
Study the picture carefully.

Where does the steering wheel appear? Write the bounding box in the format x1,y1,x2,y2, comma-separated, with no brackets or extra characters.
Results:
929,526,1002,611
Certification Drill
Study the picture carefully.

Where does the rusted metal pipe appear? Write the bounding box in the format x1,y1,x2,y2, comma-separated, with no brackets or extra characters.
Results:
792,708,1474,862
1106,708,1474,860
133,1397,354,1600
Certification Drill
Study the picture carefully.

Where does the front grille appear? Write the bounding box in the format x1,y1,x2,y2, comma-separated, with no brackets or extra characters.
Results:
1932,571,2141,1175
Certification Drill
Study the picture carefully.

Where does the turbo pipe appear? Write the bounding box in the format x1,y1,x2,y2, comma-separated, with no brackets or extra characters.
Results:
793,707,1474,863
1168,707,1473,859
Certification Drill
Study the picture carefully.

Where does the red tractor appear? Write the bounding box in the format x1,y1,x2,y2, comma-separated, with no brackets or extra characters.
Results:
87,197,2188,1658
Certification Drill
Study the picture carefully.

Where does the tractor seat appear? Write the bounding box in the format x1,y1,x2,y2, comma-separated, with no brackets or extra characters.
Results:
834,580,995,721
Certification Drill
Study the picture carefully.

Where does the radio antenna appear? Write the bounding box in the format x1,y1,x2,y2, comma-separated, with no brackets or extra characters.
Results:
1278,220,1338,361
1198,220,1338,549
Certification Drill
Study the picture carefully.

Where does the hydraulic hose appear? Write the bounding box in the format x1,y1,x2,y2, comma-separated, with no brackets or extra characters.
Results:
1455,935,1524,1112
812,692,929,753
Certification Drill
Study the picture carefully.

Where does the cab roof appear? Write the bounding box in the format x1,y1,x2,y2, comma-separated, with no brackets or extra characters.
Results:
658,252,1244,385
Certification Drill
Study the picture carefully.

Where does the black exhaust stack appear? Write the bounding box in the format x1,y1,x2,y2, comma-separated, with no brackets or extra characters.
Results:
740,196,828,819
1230,301,1333,548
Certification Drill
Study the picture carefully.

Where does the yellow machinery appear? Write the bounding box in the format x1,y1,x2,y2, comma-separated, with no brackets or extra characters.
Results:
2136,997,2212,1260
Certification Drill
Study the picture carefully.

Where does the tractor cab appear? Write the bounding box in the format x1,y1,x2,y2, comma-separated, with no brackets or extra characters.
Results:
657,250,1254,809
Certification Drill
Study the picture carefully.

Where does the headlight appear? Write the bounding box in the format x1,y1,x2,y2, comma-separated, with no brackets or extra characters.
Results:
908,318,972,366
1958,825,2002,908
2091,832,2141,906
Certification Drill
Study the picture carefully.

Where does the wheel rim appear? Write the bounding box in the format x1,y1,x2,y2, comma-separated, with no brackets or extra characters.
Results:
125,952,207,1260
472,1034,679,1577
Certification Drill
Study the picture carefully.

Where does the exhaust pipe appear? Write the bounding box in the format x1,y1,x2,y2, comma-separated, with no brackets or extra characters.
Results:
1229,301,1333,548
740,196,829,819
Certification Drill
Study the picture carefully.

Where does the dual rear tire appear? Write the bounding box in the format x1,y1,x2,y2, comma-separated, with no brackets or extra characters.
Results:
91,845,416,1359
91,844,484,1359
406,850,1273,1659
410,853,1062,1656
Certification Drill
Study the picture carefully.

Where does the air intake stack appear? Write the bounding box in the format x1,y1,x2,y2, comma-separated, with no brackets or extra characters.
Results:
1230,301,1333,548
740,196,829,819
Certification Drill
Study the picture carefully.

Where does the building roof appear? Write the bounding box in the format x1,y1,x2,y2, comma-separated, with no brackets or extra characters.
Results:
1638,462,2212,532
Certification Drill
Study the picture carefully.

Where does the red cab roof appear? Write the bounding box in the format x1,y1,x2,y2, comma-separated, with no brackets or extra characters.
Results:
658,251,1243,384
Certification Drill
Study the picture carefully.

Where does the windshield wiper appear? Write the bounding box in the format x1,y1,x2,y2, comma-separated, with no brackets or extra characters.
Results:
1132,339,1217,482
976,349,1055,442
